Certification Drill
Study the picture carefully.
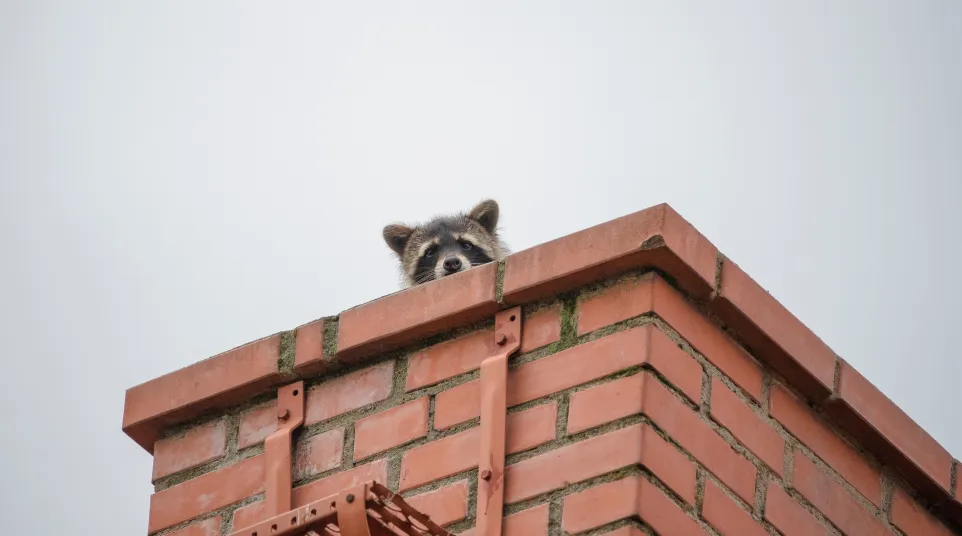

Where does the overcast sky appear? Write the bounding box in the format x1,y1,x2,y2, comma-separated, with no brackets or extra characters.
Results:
2,2,960,534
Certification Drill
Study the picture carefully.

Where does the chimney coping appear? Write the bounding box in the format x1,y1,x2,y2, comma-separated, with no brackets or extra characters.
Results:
120,202,959,521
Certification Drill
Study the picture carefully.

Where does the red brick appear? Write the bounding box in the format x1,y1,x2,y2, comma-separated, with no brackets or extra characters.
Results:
436,325,700,430
502,203,718,305
507,425,642,504
891,487,954,536
294,318,331,375
237,402,276,450
504,504,550,536
433,380,480,430
643,377,757,504
577,275,655,335
567,374,747,503
405,480,468,527
232,460,388,531
520,304,562,353
648,326,704,403
294,458,388,505
702,479,767,536
643,425,699,506
650,275,764,401
293,428,344,480
400,403,556,491
499,324,654,401
405,305,561,391
505,423,696,505
231,501,265,532
152,419,227,481
577,274,763,402
434,381,558,436
769,384,881,506
306,361,394,425
336,262,499,361
167,517,220,536
764,482,829,536
564,368,694,440
149,455,265,533
405,304,560,391
123,334,281,452
790,451,886,535
506,401,558,452
714,259,835,399
563,476,706,535
639,477,707,535
354,397,428,460
403,305,561,391
236,363,393,448
406,330,498,392
563,476,638,533
710,378,784,476
567,374,644,435
460,504,550,536
831,361,953,493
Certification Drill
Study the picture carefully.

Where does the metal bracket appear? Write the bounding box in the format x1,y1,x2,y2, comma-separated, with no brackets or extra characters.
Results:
475,307,522,536
264,381,306,517
232,308,521,536
337,484,372,536
229,481,453,536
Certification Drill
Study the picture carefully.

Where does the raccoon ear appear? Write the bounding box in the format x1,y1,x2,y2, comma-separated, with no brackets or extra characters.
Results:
383,224,414,256
468,199,499,233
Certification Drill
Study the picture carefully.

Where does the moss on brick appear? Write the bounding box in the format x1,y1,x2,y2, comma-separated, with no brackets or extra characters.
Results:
277,330,296,374
559,296,577,342
495,260,506,303
519,296,561,315
712,252,724,297
322,316,339,359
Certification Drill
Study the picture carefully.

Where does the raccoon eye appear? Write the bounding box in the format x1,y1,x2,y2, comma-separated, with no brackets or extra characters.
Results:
424,245,438,257
459,240,473,251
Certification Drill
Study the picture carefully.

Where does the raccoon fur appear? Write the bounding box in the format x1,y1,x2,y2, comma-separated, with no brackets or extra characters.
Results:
382,199,509,288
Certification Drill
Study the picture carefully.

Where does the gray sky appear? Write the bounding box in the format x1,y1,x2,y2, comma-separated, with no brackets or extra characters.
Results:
2,1,960,534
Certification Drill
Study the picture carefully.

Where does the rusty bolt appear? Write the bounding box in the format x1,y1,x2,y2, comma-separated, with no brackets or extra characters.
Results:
277,408,290,421
495,333,507,345
480,469,492,481
346,494,355,503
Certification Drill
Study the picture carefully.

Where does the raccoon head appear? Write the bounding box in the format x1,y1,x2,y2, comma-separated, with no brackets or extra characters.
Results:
382,199,509,288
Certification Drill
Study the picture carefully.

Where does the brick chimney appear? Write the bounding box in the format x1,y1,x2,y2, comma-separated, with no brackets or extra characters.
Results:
122,203,960,536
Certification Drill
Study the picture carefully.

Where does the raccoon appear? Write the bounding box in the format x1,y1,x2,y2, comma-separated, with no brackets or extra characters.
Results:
382,199,509,288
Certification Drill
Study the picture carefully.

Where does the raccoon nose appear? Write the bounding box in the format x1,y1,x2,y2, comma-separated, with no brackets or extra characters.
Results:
442,257,462,273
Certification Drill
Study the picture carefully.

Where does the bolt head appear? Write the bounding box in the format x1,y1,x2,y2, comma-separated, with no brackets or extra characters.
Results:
480,469,492,481
495,333,507,345
277,408,290,420
346,494,355,503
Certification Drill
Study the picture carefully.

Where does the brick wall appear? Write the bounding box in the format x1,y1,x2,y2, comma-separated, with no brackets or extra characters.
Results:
123,203,961,536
